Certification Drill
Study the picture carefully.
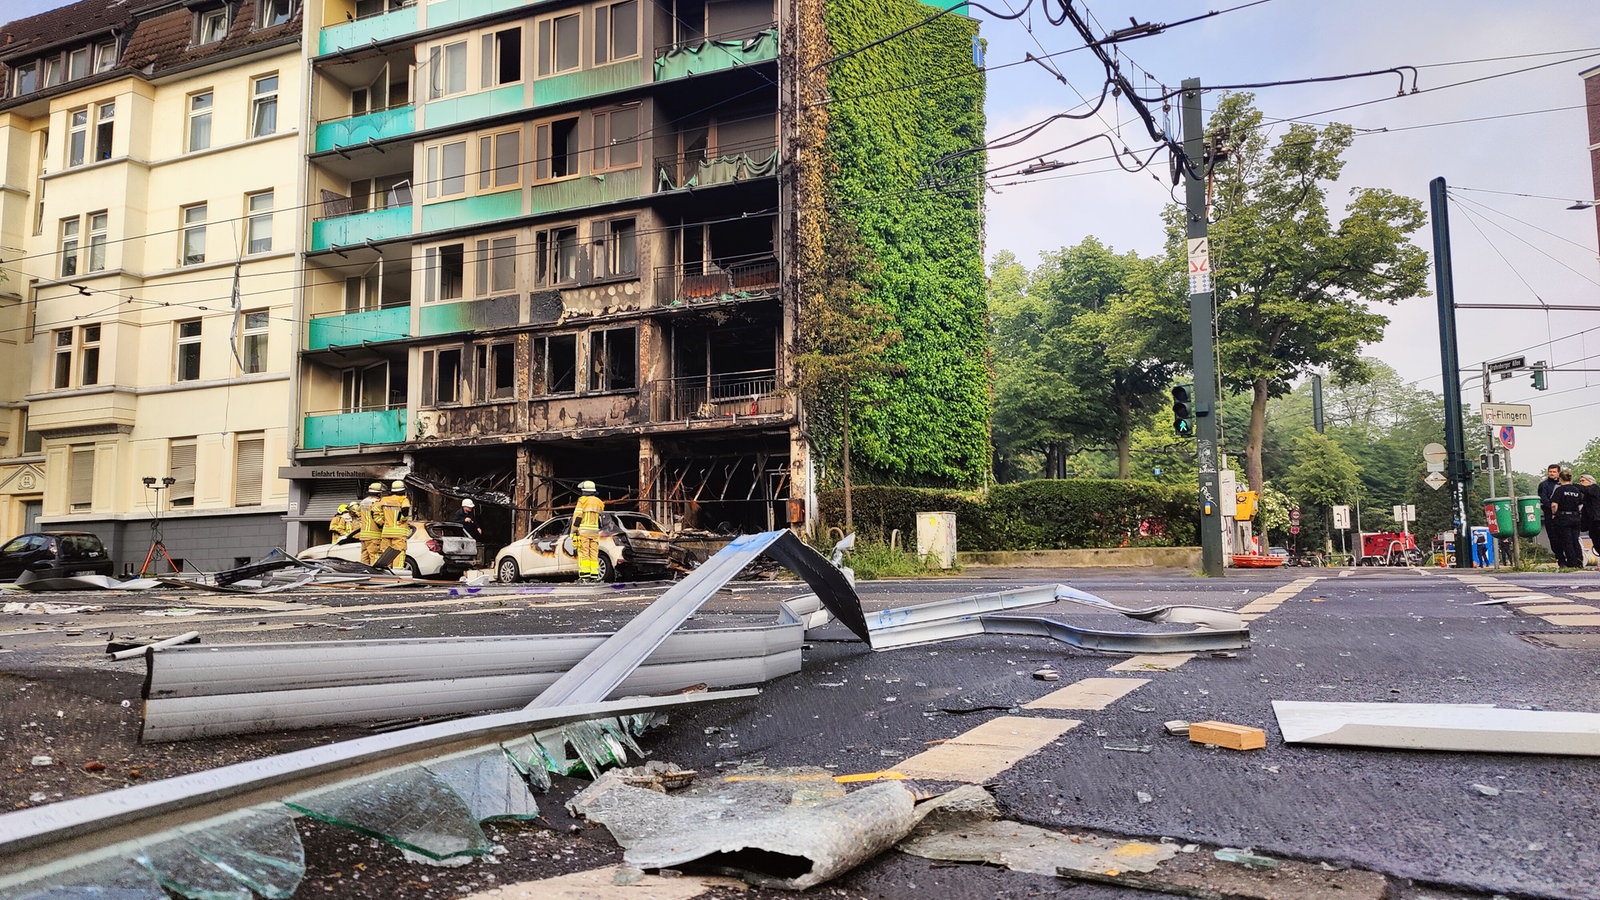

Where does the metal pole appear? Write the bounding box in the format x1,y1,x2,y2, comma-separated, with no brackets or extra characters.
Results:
1506,445,1521,568
1429,177,1474,569
1182,78,1224,577
1481,363,1496,499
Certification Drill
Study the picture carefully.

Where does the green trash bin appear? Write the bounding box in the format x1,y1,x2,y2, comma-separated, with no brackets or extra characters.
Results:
1484,498,1514,536
1516,496,1543,537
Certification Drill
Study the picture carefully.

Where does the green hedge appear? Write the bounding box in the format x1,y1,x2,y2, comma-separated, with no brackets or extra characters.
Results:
818,480,1198,551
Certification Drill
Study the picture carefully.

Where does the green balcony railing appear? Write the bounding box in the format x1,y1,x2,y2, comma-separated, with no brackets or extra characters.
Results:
319,6,419,56
534,60,644,107
308,305,410,350
424,0,525,28
302,408,408,450
422,85,523,131
653,28,778,82
419,295,520,337
314,105,416,153
311,205,413,252
529,168,644,216
419,191,523,232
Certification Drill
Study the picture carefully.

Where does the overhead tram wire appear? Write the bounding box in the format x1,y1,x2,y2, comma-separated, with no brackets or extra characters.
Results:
1448,194,1600,292
1446,189,1600,260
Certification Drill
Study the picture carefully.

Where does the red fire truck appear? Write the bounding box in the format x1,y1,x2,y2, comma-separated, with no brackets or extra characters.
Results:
1357,531,1421,566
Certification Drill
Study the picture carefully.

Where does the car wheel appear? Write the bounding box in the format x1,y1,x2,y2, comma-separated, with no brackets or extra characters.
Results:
406,558,423,579
497,557,521,584
598,555,616,583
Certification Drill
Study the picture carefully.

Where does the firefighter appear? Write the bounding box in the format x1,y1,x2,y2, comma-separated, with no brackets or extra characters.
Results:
357,482,385,566
328,503,358,541
571,480,605,582
380,480,411,571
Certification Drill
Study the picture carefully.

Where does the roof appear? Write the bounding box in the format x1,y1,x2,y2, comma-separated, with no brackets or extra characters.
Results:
120,0,301,76
0,0,134,63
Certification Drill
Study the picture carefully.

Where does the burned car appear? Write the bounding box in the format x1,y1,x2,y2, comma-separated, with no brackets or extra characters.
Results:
495,512,672,583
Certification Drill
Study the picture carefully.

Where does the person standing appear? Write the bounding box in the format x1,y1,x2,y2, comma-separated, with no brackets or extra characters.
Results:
380,480,411,571
571,480,605,583
1580,473,1600,568
357,482,385,566
1547,469,1586,568
453,498,485,563
328,503,358,541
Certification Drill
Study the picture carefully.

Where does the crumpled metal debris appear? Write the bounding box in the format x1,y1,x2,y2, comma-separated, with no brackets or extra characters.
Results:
568,766,918,890
1054,584,1244,630
3,602,105,615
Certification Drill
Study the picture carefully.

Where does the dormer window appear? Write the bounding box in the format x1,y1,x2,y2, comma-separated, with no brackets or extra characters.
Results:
94,41,117,72
260,0,296,28
197,8,229,44
12,62,38,96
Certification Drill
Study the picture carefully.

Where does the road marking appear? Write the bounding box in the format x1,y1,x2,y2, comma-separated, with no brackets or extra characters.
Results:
895,716,1081,782
1542,614,1600,627
1521,604,1600,615
1108,654,1192,672
459,865,744,899
1572,591,1600,601
1025,677,1149,711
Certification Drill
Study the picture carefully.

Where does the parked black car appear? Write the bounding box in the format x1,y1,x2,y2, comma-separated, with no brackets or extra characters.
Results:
0,532,114,582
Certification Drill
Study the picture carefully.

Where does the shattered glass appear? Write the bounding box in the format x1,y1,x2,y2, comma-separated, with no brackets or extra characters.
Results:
284,765,490,861
6,856,170,899
134,805,304,900
499,735,553,793
423,748,540,823
600,717,645,759
564,720,631,777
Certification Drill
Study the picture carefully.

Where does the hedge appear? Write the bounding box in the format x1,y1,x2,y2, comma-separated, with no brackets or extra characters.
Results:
817,480,1198,552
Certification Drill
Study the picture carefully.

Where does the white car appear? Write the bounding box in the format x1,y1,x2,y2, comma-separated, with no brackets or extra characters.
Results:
495,512,671,583
298,521,477,580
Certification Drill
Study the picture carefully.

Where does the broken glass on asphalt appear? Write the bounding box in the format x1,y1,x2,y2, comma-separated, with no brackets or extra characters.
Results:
134,805,304,900
284,765,490,861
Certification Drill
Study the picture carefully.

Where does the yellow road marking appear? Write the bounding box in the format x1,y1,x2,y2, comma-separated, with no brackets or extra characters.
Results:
895,716,1080,783
1025,677,1149,711
1108,654,1193,672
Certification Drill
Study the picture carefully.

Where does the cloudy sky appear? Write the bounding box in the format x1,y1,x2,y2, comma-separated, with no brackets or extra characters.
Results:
7,0,1598,471
970,0,1600,473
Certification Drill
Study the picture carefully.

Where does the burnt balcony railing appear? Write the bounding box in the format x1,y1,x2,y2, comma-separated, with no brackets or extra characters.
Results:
655,254,780,307
655,142,778,192
648,370,784,422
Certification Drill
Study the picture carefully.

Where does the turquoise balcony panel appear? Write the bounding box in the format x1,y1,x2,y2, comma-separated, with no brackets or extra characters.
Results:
529,168,644,215
314,105,416,153
303,409,407,450
319,6,418,56
420,191,524,232
308,305,411,350
534,61,644,107
653,29,778,82
425,0,524,28
423,86,524,131
419,295,520,337
311,205,414,251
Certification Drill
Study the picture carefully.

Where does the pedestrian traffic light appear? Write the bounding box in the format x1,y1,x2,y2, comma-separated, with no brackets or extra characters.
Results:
1531,360,1547,391
1171,384,1194,436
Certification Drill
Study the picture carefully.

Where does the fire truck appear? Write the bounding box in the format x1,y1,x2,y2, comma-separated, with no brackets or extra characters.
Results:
1357,531,1422,566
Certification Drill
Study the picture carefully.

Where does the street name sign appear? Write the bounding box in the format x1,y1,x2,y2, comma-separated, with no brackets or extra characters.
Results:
1486,356,1525,374
1482,403,1533,427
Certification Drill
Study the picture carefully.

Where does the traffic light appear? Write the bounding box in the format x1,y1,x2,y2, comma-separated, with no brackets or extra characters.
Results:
1531,361,1547,391
1171,384,1194,436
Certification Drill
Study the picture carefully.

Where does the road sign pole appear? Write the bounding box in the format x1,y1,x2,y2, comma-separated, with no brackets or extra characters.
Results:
1505,445,1520,569
1430,177,1474,568
1183,79,1224,577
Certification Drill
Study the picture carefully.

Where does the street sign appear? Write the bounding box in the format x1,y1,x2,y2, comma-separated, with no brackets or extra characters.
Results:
1332,505,1350,530
1424,472,1447,490
1289,508,1301,523
1187,237,1211,294
1487,356,1526,374
1422,442,1447,464
1290,525,1300,534
1498,425,1515,450
1482,403,1533,427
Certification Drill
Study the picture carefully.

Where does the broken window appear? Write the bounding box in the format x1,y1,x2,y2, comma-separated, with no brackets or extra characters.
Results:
531,334,576,394
534,116,579,181
422,347,462,406
341,362,388,411
535,226,579,285
474,341,515,401
588,328,636,392
425,243,465,301
596,218,637,278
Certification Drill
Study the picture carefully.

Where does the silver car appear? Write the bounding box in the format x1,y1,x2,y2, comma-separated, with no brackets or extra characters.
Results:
298,521,477,579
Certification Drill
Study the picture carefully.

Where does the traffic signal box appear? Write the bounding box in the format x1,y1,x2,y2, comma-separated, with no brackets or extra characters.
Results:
1171,384,1194,436
1235,490,1258,520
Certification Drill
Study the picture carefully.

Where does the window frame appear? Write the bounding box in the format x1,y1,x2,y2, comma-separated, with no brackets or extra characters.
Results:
531,333,578,396
260,0,296,28
70,446,94,511
593,0,639,66
477,127,522,192
93,101,114,162
175,318,203,382
86,211,108,272
246,190,274,254
534,225,580,287
197,8,229,45
587,327,637,393
93,41,117,73
59,217,81,278
241,309,269,374
423,137,469,200
79,324,100,386
67,108,88,167
187,90,213,152
423,242,466,302
596,216,637,279
53,328,73,389
427,39,469,99
473,340,517,401
13,61,38,96
250,73,279,138
421,345,464,407
169,439,197,507
473,233,518,298
533,115,580,182
591,104,640,173
535,11,581,78
234,433,265,506
180,202,207,266
482,26,523,88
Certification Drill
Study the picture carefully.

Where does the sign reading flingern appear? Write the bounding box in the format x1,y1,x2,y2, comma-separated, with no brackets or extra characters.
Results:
1481,403,1533,427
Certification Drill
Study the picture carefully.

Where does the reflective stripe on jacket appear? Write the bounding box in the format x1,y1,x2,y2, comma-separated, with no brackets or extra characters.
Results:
357,498,383,540
574,495,604,533
379,495,410,538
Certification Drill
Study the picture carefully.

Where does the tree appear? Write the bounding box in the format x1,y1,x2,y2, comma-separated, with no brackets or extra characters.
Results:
796,214,901,531
1573,436,1600,478
990,238,1187,479
1282,432,1360,551
1191,93,1432,493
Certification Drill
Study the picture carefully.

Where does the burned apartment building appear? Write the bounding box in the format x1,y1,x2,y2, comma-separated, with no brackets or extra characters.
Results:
286,0,986,551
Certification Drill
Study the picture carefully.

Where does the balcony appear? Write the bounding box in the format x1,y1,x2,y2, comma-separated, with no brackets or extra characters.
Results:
419,191,524,232
656,146,778,192
423,85,522,131
302,407,408,450
319,5,419,56
647,370,784,422
314,105,416,153
311,204,414,252
655,255,780,308
528,168,645,216
534,60,645,107
418,294,520,337
653,28,778,82
308,305,410,350
424,0,525,28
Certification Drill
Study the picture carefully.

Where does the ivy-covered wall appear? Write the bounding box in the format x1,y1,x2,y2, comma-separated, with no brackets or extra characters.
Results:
819,0,990,486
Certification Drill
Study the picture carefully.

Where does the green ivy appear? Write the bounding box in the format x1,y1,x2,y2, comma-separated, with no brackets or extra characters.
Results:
821,0,989,486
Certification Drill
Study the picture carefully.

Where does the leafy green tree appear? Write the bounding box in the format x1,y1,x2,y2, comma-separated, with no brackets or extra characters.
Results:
990,237,1187,479
1573,437,1600,478
1283,431,1360,550
1191,93,1432,493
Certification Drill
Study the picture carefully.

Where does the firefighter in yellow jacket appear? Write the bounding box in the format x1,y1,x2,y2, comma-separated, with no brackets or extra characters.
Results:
357,482,385,566
328,503,358,542
572,480,605,582
380,480,411,570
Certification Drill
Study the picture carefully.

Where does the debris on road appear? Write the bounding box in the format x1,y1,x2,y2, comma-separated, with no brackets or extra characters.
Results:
3,602,104,615
1053,584,1245,630
1273,700,1600,756
1163,720,1191,736
106,631,200,661
1189,721,1267,751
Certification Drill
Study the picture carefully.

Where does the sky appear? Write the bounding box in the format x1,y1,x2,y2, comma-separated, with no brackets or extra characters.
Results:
6,0,1598,472
968,0,1600,474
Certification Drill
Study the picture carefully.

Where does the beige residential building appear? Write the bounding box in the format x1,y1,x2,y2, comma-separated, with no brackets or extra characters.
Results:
0,0,302,572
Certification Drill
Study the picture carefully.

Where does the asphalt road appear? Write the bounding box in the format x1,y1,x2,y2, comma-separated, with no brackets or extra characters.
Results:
2,564,1599,899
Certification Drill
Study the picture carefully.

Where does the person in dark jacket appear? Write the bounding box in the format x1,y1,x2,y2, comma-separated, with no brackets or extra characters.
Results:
1580,474,1599,568
452,498,486,564
1547,470,1586,568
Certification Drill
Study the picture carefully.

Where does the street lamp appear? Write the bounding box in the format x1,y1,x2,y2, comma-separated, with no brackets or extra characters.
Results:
140,476,179,575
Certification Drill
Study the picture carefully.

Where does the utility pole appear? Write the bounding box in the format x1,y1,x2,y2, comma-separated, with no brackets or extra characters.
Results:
1182,78,1224,577
1429,177,1474,568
